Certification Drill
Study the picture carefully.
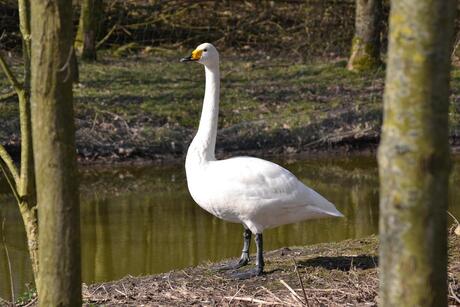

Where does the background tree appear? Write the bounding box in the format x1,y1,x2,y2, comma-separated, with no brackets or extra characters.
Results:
75,0,104,61
31,0,81,305
347,0,382,71
378,0,455,305
0,0,38,283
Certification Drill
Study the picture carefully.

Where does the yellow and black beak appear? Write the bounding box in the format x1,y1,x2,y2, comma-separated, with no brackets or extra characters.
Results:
180,49,203,63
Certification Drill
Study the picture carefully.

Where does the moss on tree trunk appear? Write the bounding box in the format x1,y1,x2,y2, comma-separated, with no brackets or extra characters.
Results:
75,0,103,61
31,0,81,305
347,0,382,71
378,0,455,305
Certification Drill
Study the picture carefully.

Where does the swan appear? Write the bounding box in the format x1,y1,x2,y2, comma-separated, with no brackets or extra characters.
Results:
180,43,344,278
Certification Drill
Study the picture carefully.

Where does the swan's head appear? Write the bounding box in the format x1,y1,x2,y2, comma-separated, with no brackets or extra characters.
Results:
180,43,219,67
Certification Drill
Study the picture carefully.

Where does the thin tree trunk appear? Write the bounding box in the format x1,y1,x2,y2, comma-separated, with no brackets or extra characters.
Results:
75,0,103,61
18,0,38,284
31,0,81,305
0,0,41,284
378,0,455,306
347,0,382,71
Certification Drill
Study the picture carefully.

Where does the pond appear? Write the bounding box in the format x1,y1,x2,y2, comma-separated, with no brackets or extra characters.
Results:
0,154,459,301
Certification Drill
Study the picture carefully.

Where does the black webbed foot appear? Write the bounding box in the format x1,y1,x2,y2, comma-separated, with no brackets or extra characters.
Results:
215,255,249,271
215,227,252,271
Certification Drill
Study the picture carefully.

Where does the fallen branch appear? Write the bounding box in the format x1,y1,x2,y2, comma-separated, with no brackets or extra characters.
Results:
224,296,279,305
280,279,305,306
225,285,244,305
96,24,118,49
0,90,17,101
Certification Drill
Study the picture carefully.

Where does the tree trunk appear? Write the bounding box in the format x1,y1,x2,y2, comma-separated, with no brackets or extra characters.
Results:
347,0,382,71
30,1,81,306
378,0,455,306
75,0,103,61
17,0,39,284
70,47,80,83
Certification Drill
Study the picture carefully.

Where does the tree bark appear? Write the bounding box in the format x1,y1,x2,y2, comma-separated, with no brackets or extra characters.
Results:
378,0,455,306
347,0,382,71
75,0,103,61
0,0,40,284
31,0,81,306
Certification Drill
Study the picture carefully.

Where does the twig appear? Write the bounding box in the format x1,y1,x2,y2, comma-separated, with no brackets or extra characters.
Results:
447,211,460,225
452,32,460,58
114,288,127,297
0,160,20,204
224,296,278,305
0,142,20,185
449,282,460,304
280,279,305,305
0,91,17,101
293,258,309,307
2,218,15,305
226,285,244,305
57,46,74,83
96,24,119,49
0,51,22,93
23,296,37,307
260,286,284,303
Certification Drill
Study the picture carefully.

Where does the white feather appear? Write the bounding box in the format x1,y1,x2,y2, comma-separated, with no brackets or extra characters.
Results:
185,43,343,235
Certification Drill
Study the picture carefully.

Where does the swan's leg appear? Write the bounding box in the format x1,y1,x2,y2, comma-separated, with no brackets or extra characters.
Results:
255,233,264,275
231,233,265,279
216,227,251,271
238,227,251,266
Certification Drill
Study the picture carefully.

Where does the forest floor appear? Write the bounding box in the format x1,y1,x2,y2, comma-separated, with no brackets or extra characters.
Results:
1,51,460,164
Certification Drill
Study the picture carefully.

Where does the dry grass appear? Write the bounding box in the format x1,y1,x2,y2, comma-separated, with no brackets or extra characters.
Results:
76,234,460,306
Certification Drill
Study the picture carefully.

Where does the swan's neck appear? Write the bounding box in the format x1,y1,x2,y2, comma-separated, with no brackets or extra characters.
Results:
188,64,220,163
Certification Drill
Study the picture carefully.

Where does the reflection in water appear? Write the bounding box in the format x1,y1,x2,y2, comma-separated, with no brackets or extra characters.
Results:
0,155,458,300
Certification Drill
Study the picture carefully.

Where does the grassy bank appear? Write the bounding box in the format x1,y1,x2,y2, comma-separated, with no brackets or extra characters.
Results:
1,52,460,162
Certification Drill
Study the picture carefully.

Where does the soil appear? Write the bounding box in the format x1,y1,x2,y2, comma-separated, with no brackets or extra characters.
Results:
76,234,460,306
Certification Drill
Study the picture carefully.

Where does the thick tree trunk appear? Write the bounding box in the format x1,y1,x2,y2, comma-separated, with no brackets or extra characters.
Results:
378,0,455,306
347,0,382,71
31,1,82,306
75,0,103,61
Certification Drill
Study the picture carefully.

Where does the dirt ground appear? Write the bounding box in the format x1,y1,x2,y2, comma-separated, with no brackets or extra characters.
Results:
68,234,460,306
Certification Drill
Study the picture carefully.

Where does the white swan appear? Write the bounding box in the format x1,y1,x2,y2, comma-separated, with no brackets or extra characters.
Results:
181,43,344,278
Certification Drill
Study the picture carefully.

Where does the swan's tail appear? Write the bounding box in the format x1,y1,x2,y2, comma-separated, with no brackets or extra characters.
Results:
306,187,344,218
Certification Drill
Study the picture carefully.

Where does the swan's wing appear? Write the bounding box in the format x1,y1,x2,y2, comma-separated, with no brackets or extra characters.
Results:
210,157,299,198
206,157,341,217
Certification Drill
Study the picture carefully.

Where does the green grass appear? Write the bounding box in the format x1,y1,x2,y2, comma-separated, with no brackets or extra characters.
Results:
1,53,458,156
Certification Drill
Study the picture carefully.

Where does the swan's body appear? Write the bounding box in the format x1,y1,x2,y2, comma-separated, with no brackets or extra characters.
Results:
181,43,343,277
186,156,342,233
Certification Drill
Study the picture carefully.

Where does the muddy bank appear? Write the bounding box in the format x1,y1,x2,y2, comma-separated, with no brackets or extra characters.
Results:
79,234,460,306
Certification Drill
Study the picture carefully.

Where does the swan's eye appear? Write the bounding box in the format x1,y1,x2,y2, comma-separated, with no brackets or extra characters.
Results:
204,49,208,52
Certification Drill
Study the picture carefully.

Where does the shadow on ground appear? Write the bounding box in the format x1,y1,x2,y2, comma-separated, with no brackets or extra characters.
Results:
299,255,378,271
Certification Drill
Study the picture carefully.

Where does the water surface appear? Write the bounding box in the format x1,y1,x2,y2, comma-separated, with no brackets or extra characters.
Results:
0,155,458,300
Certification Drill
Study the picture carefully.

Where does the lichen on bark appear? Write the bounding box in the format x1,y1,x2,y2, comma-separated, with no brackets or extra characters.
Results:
347,0,383,71
378,0,456,306
75,0,103,61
